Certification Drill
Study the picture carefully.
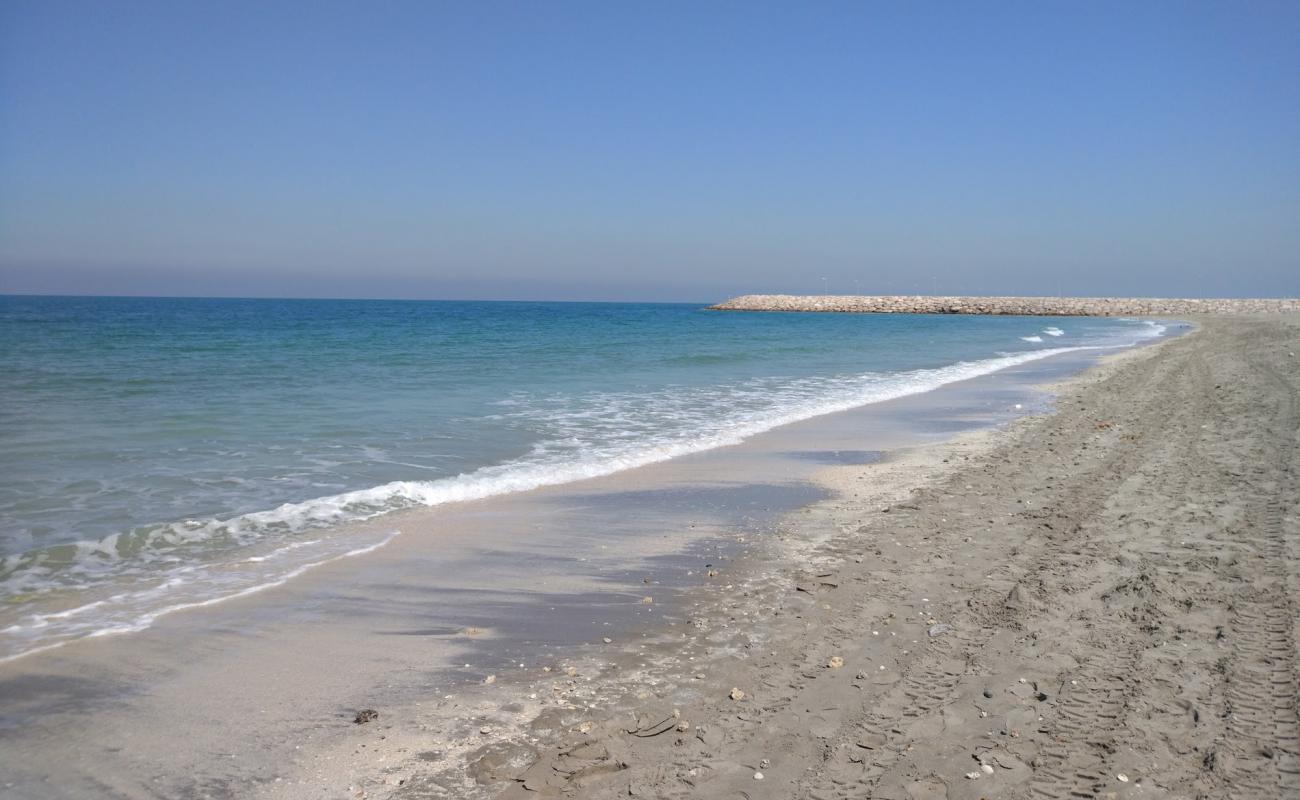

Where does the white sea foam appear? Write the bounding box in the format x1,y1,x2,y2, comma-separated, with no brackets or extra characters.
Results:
1141,320,1167,337
0,532,399,664
1043,327,1065,337
1020,335,1044,343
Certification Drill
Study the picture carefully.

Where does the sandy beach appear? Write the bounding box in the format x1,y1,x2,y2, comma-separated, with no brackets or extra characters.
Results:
365,314,1299,800
3,315,1297,800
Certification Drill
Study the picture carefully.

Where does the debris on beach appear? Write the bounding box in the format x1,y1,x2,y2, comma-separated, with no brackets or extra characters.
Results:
353,709,379,724
625,710,677,738
729,687,746,701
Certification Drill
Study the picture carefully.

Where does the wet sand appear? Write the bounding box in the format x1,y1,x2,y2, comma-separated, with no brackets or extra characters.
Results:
378,315,1300,800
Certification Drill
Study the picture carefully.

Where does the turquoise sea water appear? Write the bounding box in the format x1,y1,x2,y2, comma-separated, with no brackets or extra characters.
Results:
0,296,1164,659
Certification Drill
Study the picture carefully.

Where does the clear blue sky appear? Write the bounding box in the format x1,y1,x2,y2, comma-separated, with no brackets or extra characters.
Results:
2,1,1297,301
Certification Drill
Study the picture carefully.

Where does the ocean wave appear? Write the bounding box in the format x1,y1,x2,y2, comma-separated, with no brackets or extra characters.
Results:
1142,320,1167,337
1020,335,1044,343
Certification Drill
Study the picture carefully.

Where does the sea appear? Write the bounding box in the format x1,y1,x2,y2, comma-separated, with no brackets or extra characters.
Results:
0,295,1165,661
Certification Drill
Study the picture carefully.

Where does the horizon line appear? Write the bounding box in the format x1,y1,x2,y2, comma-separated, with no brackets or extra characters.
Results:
0,292,723,305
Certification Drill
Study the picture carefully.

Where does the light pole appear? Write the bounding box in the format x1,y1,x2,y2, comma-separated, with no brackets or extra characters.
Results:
821,276,827,295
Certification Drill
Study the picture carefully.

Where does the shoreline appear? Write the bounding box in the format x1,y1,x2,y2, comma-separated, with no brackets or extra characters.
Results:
0,323,1156,666
0,323,1172,799
357,314,1299,800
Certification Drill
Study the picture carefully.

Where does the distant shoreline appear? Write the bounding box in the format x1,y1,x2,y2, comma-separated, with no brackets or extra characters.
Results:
709,294,1300,316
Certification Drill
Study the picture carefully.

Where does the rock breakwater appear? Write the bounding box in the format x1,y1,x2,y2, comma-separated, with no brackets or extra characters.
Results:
708,295,1300,316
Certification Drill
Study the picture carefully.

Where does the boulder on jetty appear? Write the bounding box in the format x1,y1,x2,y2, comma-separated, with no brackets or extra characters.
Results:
707,295,1300,316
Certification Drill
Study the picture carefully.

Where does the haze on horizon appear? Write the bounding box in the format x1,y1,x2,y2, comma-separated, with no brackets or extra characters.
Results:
1,1,1297,303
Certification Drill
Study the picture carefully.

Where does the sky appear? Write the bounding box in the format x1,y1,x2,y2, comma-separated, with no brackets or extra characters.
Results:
1,1,1297,302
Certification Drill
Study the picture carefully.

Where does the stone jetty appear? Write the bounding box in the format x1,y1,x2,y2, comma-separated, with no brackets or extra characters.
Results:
708,294,1300,316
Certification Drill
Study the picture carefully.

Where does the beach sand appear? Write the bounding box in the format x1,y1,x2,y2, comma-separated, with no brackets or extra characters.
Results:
368,315,1298,799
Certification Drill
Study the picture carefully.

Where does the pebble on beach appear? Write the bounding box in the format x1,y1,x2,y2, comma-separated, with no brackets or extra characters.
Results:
729,687,746,701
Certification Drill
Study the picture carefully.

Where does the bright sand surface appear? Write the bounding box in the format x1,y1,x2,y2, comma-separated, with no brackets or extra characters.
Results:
9,317,1300,800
